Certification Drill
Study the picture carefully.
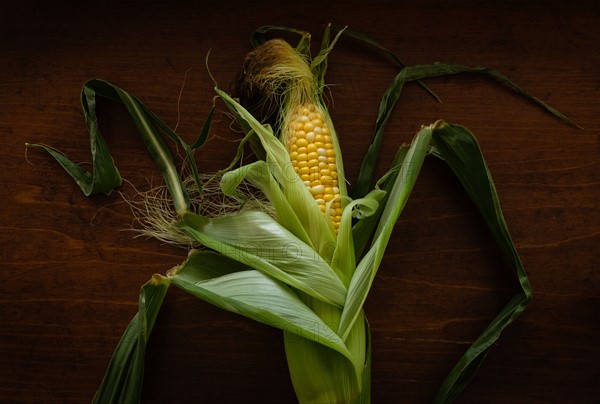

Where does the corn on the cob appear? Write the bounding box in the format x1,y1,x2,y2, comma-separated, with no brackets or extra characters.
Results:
234,38,345,233
286,103,342,231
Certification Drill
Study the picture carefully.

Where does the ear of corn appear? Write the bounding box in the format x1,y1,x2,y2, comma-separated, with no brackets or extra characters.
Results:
231,31,371,403
286,103,343,232
235,36,348,240
27,23,575,404
217,87,338,263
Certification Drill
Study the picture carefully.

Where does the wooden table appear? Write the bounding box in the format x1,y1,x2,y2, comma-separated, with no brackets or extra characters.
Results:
2,1,598,402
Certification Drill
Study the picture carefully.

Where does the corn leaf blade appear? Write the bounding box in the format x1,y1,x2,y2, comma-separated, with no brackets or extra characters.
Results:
311,24,345,89
338,125,432,340
27,79,192,214
178,211,347,307
404,63,578,127
171,250,353,361
352,62,578,199
283,329,359,403
352,146,409,258
26,82,122,196
430,122,533,403
134,95,202,194
351,69,407,199
332,24,440,103
92,275,170,404
191,104,214,149
220,160,313,248
333,190,385,286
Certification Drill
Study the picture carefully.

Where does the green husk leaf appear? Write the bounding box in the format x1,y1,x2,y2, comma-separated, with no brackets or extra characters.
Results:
351,68,408,199
26,79,193,215
133,93,202,195
403,63,578,127
311,23,346,91
26,82,122,196
282,291,366,402
113,87,189,214
283,305,371,404
308,27,351,202
220,160,313,248
338,124,432,340
352,145,409,258
284,334,356,404
357,321,372,404
331,24,440,103
352,61,578,199
178,210,347,307
430,122,533,403
170,250,353,361
215,87,337,259
92,275,170,404
191,104,214,149
332,189,386,286
319,100,349,200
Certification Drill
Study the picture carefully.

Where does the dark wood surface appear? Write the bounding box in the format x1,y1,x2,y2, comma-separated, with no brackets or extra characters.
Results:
2,1,598,402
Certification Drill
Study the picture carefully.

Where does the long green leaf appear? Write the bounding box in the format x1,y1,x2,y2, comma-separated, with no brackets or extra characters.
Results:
113,86,189,214
331,24,440,103
92,275,170,404
191,104,214,149
311,24,346,91
352,62,578,199
26,79,192,215
170,250,353,361
25,82,122,196
283,322,364,404
404,63,578,127
179,211,347,307
430,122,533,403
135,97,202,195
351,68,407,199
352,146,409,258
338,125,432,340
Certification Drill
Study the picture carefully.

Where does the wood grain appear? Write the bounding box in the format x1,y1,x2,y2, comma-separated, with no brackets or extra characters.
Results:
1,0,598,402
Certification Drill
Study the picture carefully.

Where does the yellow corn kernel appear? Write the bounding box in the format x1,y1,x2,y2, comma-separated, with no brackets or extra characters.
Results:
286,103,341,231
